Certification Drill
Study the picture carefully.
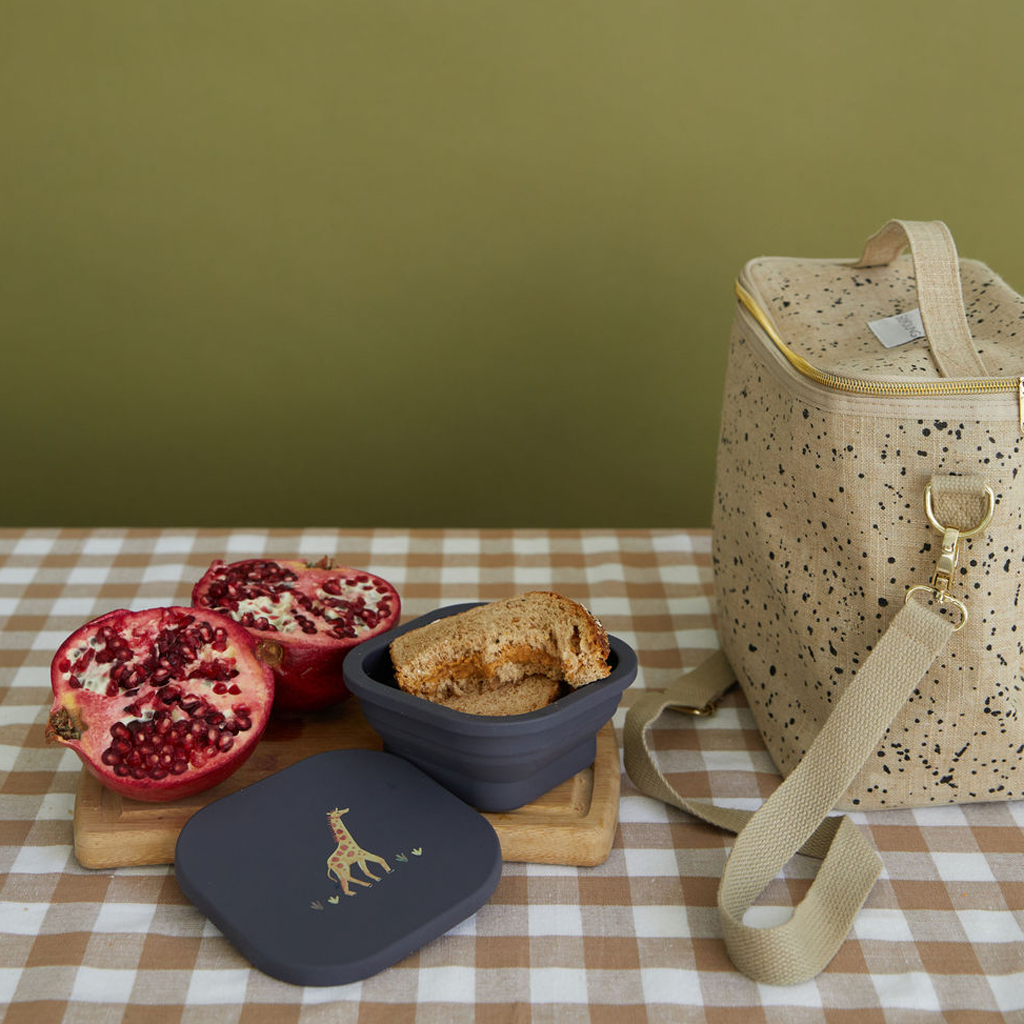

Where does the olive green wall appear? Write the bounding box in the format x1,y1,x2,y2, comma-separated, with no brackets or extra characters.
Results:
4,2,1023,528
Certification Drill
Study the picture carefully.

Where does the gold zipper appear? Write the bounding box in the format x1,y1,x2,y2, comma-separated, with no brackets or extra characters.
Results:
734,280,1024,432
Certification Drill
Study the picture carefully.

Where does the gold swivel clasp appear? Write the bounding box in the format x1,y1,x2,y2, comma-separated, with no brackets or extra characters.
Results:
905,482,995,631
929,525,961,596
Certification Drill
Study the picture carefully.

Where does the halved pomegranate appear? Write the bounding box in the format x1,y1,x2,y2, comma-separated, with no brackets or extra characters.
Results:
47,607,274,802
191,558,401,712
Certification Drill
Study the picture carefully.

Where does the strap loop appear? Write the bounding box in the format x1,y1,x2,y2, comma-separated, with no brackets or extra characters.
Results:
624,602,956,985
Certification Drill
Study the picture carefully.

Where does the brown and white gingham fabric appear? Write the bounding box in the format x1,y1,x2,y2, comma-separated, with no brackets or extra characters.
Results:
0,528,1021,1023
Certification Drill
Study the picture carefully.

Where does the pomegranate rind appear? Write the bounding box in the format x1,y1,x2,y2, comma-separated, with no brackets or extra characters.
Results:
190,559,402,713
48,606,274,802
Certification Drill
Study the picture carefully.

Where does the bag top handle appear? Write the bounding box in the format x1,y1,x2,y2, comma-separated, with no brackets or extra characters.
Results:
853,219,989,379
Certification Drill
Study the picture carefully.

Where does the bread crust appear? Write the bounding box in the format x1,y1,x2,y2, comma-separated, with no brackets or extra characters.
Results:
390,591,611,713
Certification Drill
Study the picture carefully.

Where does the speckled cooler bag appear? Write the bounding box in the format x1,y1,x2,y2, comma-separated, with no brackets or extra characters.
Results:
718,219,1024,811
624,220,1024,985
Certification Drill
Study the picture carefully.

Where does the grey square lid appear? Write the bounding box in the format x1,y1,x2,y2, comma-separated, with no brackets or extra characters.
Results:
175,749,502,986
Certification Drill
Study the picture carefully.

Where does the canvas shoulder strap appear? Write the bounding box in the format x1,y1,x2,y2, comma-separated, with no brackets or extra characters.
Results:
623,599,955,986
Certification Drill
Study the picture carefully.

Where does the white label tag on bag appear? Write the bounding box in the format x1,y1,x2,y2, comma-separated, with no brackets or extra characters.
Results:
868,308,925,348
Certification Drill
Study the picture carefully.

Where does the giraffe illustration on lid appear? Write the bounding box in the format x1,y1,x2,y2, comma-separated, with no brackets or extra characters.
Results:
326,807,392,896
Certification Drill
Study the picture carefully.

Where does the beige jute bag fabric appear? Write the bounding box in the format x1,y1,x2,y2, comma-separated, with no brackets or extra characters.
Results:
624,220,1024,985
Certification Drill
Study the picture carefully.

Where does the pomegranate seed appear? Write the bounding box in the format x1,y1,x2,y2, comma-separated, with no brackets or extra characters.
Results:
68,676,82,689
191,556,397,712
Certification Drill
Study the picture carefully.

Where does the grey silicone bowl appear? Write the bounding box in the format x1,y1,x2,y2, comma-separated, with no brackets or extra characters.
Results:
342,602,638,812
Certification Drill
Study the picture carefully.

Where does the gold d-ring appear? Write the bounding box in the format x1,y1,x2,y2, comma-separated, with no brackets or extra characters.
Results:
923,483,995,538
666,700,718,717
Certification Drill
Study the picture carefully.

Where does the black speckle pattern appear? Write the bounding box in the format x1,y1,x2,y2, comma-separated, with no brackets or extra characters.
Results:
748,256,1024,378
712,258,1024,810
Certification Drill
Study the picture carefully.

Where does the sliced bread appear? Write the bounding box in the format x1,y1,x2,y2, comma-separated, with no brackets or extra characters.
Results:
439,675,566,716
389,591,610,711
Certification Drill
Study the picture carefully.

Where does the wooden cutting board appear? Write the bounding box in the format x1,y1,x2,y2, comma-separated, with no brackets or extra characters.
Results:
73,703,620,869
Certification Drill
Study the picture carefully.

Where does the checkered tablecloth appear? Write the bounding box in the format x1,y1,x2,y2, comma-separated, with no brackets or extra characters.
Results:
1,528,1021,1023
